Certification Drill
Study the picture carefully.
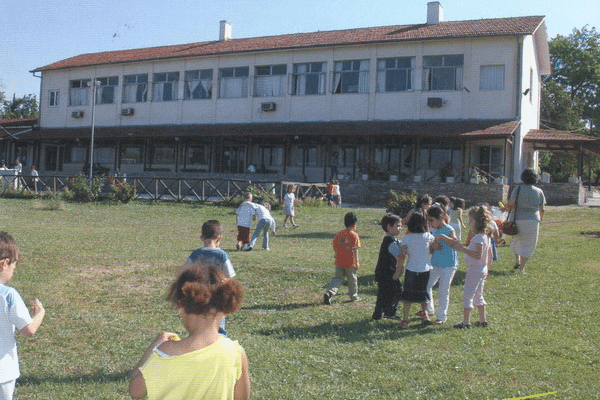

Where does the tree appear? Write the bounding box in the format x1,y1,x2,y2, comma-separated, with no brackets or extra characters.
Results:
541,26,600,183
1,94,39,119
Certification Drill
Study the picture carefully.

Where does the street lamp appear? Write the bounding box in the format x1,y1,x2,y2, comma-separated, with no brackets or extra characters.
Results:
88,79,101,183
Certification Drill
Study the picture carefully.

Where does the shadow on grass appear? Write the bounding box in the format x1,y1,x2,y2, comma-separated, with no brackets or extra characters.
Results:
255,318,436,342
279,231,375,241
243,302,318,312
19,370,130,386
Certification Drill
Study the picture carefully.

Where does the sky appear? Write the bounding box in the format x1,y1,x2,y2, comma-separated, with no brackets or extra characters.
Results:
1,0,598,99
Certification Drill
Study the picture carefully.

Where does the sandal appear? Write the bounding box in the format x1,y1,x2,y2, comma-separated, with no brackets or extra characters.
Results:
474,321,489,328
400,319,410,329
453,322,471,329
415,310,427,317
434,320,445,325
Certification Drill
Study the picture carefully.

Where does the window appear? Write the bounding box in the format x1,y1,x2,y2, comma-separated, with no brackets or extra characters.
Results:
69,79,91,106
120,145,144,164
292,62,326,96
65,146,86,163
96,76,119,104
260,147,283,168
181,145,209,168
423,55,464,91
184,70,213,100
49,90,60,107
123,74,148,103
333,60,369,94
480,65,505,91
219,67,249,99
152,72,179,102
94,147,115,164
377,57,415,92
253,65,287,97
151,144,176,165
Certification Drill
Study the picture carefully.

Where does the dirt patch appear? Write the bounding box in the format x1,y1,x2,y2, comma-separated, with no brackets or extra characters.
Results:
580,231,600,238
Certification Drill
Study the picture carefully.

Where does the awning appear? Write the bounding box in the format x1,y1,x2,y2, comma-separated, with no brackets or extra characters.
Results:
524,129,600,156
16,119,520,141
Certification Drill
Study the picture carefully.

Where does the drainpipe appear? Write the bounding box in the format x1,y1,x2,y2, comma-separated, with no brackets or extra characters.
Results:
512,35,525,183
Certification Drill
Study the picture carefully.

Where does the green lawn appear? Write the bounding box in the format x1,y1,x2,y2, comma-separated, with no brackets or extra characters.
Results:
2,199,598,399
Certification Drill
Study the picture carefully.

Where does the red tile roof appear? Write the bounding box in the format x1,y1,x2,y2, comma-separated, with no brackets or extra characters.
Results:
32,16,545,72
525,129,599,142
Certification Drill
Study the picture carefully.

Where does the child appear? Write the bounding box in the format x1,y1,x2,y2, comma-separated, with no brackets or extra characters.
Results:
372,214,403,320
438,206,493,329
393,212,435,328
282,185,299,228
0,232,45,400
327,181,335,206
186,220,236,336
332,180,342,207
129,264,251,400
426,206,459,325
236,192,257,250
448,197,466,241
244,203,276,251
323,212,362,304
402,193,432,226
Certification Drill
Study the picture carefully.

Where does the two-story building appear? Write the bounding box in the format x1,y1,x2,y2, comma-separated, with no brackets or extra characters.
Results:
15,2,553,183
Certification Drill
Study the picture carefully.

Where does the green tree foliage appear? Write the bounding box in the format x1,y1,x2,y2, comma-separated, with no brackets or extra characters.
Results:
541,26,600,183
1,94,39,119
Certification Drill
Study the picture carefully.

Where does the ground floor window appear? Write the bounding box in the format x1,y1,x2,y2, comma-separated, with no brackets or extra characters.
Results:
181,144,210,171
151,145,176,166
479,145,503,176
121,145,144,165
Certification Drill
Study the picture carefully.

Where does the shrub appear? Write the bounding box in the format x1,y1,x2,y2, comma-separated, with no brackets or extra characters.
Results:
63,174,103,203
386,189,418,217
301,196,325,207
106,178,135,203
0,187,38,199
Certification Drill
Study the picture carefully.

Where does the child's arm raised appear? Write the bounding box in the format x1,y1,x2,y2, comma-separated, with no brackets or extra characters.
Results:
456,242,484,260
19,299,45,338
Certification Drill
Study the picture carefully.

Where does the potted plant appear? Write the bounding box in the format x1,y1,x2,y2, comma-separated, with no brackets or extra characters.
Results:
469,169,480,184
440,162,454,183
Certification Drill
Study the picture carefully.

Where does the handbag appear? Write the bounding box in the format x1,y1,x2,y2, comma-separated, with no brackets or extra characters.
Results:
503,186,520,236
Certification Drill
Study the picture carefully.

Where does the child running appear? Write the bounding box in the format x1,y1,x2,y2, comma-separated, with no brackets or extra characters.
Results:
323,212,362,304
438,206,493,329
393,212,435,328
236,192,257,250
129,263,251,400
426,206,459,325
372,214,403,320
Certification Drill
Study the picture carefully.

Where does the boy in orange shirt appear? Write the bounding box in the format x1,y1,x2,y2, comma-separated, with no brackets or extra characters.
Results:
323,212,362,304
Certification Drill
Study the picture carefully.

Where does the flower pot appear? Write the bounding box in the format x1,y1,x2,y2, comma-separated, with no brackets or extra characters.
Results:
445,177,455,183
470,177,479,184
361,174,369,181
413,175,422,183
389,174,398,182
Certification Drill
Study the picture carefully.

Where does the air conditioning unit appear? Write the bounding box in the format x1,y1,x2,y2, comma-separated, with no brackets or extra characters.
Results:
261,102,277,112
121,108,135,116
427,97,443,108
71,111,84,118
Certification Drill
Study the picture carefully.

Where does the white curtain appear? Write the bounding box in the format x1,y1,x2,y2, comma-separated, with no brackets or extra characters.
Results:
69,88,88,106
220,77,247,98
358,60,369,93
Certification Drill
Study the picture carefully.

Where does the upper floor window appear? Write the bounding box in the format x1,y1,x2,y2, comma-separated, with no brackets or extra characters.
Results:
423,55,464,91
480,65,505,91
69,79,91,106
333,60,369,94
152,72,179,102
49,90,60,107
96,76,119,104
184,69,213,100
123,74,148,103
219,67,249,99
377,57,415,92
292,62,326,95
254,64,287,97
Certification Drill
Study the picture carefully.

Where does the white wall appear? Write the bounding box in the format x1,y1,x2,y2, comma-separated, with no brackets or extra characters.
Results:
39,36,522,129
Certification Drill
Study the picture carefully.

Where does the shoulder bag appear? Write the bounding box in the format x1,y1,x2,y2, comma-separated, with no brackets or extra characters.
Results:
503,186,520,236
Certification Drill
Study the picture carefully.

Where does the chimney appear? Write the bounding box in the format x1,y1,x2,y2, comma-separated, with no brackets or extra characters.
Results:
427,2,445,25
219,20,232,41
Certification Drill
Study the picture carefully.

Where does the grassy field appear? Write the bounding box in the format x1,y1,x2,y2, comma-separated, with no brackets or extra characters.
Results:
2,198,598,400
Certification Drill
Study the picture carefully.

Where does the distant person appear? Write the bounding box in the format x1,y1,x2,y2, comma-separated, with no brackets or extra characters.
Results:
323,212,362,304
235,192,257,250
244,203,276,251
0,232,46,400
186,220,236,336
282,185,300,228
129,263,251,400
30,166,39,193
393,212,434,328
329,151,339,181
332,180,342,207
448,197,466,241
13,159,22,174
372,214,403,320
426,206,458,325
506,168,546,273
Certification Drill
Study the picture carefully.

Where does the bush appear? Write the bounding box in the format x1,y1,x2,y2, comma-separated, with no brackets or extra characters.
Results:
386,189,418,217
106,178,135,203
0,187,38,199
301,196,326,207
63,174,103,203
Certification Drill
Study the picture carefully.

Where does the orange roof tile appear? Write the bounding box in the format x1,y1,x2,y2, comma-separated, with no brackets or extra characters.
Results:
32,16,545,72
